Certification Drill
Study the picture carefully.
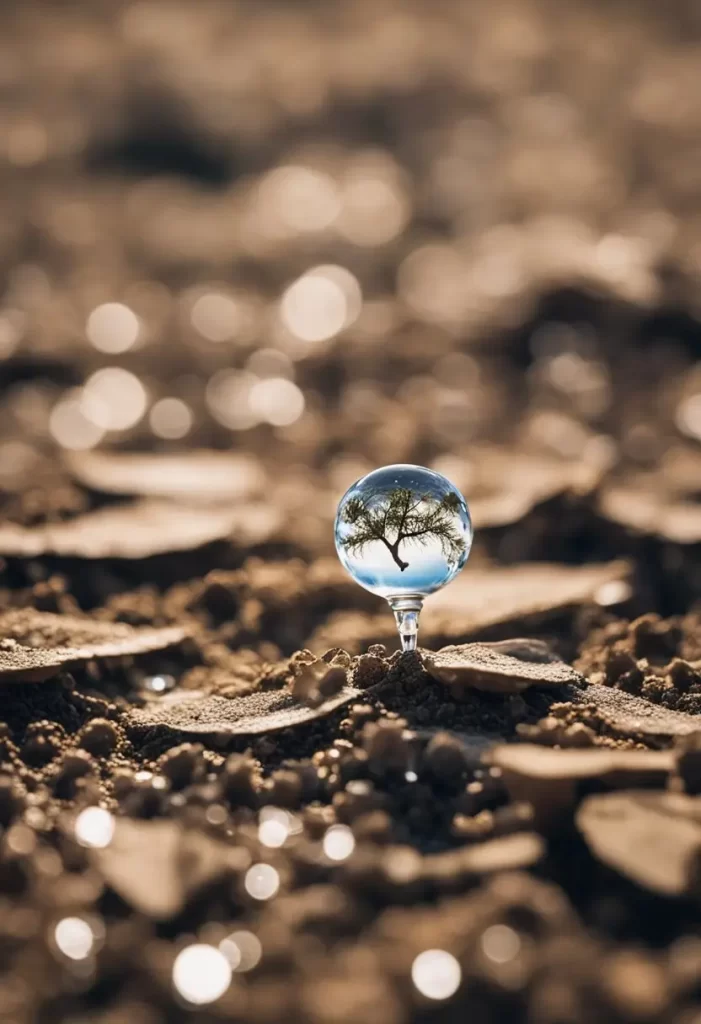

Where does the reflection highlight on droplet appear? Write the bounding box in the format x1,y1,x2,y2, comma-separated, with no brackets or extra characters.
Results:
191,291,242,343
83,368,148,431
322,824,356,861
411,949,462,1000
480,924,521,964
87,303,140,354
244,863,280,900
595,579,633,608
206,370,259,430
338,157,410,246
6,824,35,856
258,806,291,848
54,917,95,961
49,389,105,451
258,165,341,234
246,348,294,380
249,378,305,427
149,397,192,439
74,807,115,849
172,944,232,1005
219,930,262,973
143,674,176,694
280,265,361,342
676,393,701,441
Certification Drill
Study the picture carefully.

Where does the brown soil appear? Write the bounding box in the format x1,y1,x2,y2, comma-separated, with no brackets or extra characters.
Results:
2,1,701,1021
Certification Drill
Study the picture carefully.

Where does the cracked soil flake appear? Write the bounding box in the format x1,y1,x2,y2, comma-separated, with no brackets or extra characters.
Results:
93,817,244,919
467,446,607,530
577,791,701,897
488,744,674,831
423,638,584,693
66,449,265,505
310,560,631,654
422,560,631,638
571,682,701,740
0,499,278,559
0,609,186,684
422,832,545,887
489,743,674,784
128,684,361,737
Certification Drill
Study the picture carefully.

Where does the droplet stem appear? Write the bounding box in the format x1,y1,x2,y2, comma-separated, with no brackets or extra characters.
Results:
388,595,424,653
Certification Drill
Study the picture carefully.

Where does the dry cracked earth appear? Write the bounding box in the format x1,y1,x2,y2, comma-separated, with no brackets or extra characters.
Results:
3,1,701,1022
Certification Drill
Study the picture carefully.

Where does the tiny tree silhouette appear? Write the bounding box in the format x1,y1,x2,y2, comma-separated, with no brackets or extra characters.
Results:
341,487,465,572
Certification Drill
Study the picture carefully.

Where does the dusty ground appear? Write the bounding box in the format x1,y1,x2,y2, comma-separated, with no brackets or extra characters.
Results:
2,1,701,1021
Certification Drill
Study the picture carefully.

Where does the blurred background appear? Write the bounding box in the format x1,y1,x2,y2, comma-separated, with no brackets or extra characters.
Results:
2,0,701,600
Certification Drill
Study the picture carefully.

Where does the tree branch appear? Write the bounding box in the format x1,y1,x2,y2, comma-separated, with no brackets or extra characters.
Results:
341,487,465,570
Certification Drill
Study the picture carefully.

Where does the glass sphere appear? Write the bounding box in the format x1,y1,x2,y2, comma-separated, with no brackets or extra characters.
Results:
334,464,472,600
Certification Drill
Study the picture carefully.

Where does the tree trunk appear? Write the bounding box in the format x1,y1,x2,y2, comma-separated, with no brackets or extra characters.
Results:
388,541,409,571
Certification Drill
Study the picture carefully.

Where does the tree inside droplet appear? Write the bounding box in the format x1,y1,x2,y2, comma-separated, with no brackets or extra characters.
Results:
334,465,473,652
340,487,465,573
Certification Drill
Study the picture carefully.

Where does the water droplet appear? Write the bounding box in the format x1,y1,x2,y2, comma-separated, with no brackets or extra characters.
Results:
54,917,96,961
244,863,280,901
143,674,176,695
205,804,228,826
258,808,289,848
172,944,231,1004
335,464,472,652
480,924,521,964
74,807,115,849
191,291,242,343
150,398,193,439
219,930,262,972
87,303,140,354
411,949,462,1000
82,368,148,431
323,824,355,861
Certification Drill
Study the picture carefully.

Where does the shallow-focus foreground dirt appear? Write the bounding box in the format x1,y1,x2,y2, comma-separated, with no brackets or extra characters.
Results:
3,2,701,1021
